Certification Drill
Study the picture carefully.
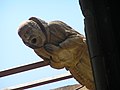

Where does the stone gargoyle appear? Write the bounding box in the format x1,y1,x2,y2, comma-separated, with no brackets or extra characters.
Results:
18,17,95,90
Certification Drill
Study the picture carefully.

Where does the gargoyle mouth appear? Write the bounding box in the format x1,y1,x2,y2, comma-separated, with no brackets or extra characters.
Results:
31,37,37,44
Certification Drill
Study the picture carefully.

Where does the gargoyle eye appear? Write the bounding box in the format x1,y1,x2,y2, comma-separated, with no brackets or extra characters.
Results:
25,29,32,34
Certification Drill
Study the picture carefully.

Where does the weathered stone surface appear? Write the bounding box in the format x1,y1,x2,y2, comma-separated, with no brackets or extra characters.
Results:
18,17,95,90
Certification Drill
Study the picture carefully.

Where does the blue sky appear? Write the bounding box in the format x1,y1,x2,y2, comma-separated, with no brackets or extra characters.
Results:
0,0,84,90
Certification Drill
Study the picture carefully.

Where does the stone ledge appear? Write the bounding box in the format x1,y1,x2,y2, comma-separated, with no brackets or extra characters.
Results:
52,84,88,90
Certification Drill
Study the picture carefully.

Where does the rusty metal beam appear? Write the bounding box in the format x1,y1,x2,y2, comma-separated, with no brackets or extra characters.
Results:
4,73,73,90
0,60,49,77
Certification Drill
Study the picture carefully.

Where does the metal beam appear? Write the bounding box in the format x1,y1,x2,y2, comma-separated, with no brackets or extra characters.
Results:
0,60,49,77
4,73,73,90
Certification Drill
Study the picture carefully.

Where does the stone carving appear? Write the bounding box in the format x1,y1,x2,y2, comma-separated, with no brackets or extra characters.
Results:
18,17,95,90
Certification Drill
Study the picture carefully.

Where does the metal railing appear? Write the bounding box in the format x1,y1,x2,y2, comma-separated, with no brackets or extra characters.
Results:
0,61,73,90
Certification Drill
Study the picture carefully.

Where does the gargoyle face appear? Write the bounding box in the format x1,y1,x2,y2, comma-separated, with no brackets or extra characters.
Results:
18,20,46,49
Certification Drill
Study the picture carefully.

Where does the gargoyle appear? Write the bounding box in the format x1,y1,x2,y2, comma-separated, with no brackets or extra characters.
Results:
18,17,95,90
